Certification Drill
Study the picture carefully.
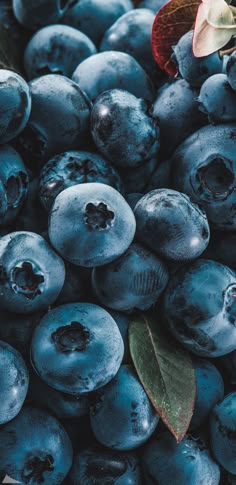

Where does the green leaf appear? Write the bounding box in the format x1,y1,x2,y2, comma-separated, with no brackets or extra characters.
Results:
129,312,196,443
0,21,24,73
193,0,236,57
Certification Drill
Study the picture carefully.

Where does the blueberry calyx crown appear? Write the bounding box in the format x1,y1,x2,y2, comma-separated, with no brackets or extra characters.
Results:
192,156,234,200
52,321,90,353
66,157,97,181
224,284,236,325
22,454,54,484
6,172,28,209
85,202,115,230
10,261,45,299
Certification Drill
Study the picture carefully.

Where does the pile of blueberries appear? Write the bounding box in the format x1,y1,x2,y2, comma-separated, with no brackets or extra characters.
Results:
2,0,236,483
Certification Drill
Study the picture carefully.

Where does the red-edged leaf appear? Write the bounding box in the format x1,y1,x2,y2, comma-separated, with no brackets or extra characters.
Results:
152,0,201,75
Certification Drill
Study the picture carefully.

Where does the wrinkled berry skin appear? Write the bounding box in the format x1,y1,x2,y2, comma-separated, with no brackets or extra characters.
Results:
0,144,29,226
39,150,123,212
198,74,236,123
17,74,92,167
134,189,210,262
90,365,159,450
24,24,97,80
100,9,157,81
29,369,89,419
48,182,136,267
0,70,31,143
162,259,236,357
173,30,223,88
0,406,73,485
91,89,159,168
142,432,220,485
12,0,74,30
171,123,236,230
210,393,236,474
0,231,65,313
72,51,155,102
69,446,142,484
152,79,207,159
92,242,169,312
191,358,224,430
62,0,133,46
0,341,28,425
31,303,124,394
227,51,236,91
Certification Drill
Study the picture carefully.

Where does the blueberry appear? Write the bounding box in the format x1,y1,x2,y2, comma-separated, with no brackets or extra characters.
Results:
173,30,223,88
0,144,29,226
198,74,236,123
0,341,28,424
24,24,97,80
0,69,31,143
0,310,41,360
0,231,65,313
138,0,168,11
39,150,123,212
125,192,144,210
142,432,220,484
171,123,236,230
92,242,169,312
108,310,131,364
134,189,210,262
119,157,157,193
90,365,159,450
0,406,73,484
29,369,89,419
56,262,92,305
48,182,136,267
162,259,236,357
100,9,158,82
91,89,159,168
227,51,236,91
144,158,172,193
72,51,155,102
14,177,48,233
16,74,92,167
210,392,236,474
31,303,124,394
62,0,133,46
202,230,236,271
152,79,207,159
0,0,30,63
191,357,224,431
12,0,74,30
69,446,142,484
